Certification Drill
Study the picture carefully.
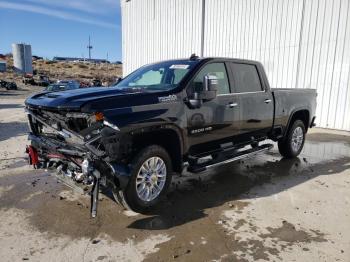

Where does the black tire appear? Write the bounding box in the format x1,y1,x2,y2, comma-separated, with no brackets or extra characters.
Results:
278,120,306,158
113,145,173,213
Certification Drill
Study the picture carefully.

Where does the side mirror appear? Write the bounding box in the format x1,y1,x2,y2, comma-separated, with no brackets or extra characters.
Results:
188,92,203,109
201,74,218,101
186,74,218,109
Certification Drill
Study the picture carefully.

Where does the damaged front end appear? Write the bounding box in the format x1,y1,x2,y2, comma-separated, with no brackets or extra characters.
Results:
25,106,132,217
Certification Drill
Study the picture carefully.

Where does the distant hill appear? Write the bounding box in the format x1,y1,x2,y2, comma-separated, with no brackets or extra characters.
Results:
0,56,122,88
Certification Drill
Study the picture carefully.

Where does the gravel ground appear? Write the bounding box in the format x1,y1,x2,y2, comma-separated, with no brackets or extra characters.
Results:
0,88,350,262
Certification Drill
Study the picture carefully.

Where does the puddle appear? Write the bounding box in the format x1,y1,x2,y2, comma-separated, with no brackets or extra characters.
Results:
0,137,348,261
307,132,350,144
302,141,350,163
260,220,327,243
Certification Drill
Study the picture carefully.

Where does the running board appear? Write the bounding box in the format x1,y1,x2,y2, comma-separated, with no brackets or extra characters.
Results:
187,144,273,173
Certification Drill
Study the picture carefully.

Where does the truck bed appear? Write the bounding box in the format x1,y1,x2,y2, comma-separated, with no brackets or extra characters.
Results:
272,88,317,129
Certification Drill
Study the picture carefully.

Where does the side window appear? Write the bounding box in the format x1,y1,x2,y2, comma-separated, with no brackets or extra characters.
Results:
173,69,188,84
192,63,230,95
128,69,164,86
231,63,262,93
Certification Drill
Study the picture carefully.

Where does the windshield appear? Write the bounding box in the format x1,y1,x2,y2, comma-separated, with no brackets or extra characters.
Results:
115,60,198,92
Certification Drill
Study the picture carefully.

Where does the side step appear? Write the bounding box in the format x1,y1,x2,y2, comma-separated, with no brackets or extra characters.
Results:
187,143,273,173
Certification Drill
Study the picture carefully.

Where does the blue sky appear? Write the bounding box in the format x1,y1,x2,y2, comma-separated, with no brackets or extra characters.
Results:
0,0,122,61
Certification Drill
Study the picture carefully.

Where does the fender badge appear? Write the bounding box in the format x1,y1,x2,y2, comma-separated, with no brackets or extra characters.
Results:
158,95,177,103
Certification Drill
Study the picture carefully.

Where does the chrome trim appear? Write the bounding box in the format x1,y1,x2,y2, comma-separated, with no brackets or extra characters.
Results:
58,129,72,139
231,91,266,95
27,110,60,133
227,102,238,108
205,144,273,170
135,156,167,202
217,93,235,97
103,120,120,131
81,159,90,175
291,127,304,152
66,112,90,118
26,109,84,143
217,90,266,97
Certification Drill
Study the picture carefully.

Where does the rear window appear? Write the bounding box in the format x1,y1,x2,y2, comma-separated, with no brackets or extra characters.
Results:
231,63,262,93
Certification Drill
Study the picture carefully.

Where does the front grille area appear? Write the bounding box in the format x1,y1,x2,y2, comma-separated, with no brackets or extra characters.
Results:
28,108,89,134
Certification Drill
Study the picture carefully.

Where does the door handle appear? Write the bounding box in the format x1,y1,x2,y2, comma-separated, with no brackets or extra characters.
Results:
227,102,238,108
264,99,272,104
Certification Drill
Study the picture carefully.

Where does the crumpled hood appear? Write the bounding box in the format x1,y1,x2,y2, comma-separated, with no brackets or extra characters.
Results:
25,87,155,111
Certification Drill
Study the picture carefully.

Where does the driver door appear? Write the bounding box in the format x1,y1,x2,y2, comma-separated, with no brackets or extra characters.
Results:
185,62,240,154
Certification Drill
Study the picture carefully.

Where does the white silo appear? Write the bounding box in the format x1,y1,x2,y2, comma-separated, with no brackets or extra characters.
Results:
12,43,33,74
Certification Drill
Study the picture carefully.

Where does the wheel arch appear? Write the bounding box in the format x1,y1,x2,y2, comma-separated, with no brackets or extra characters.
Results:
284,108,310,137
130,125,184,173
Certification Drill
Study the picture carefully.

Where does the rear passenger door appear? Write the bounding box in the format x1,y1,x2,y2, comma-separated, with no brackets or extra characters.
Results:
229,62,274,139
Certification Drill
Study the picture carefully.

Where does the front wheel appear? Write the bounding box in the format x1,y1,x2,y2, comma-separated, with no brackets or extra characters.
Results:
278,120,306,158
113,145,173,213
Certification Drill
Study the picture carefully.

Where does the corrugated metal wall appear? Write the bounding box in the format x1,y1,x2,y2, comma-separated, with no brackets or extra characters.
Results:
121,0,203,75
121,0,350,131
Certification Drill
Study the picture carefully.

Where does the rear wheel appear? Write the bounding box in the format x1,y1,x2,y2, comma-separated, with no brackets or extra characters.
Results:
278,120,306,158
113,145,173,213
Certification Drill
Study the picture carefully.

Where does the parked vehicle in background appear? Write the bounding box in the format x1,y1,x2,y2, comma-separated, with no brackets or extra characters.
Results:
79,81,90,88
22,74,50,87
22,74,35,85
0,80,17,90
44,80,80,92
5,81,17,90
32,55,43,61
34,75,50,87
0,80,7,88
80,79,107,88
25,56,317,217
56,80,80,89
91,79,102,87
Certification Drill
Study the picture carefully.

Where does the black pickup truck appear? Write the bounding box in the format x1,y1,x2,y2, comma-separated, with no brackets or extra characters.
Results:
25,56,316,216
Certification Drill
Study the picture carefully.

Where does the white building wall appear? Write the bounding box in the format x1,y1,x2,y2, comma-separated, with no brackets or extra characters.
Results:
121,0,350,131
121,0,203,75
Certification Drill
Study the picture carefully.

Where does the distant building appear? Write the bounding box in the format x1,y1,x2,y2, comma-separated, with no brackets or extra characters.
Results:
12,43,33,74
0,61,6,72
53,57,109,64
32,55,43,60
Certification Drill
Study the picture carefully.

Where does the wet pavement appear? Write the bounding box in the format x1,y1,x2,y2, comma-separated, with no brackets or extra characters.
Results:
0,129,349,261
1,99,350,262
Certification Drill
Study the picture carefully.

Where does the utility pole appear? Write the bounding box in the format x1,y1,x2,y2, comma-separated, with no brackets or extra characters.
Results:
106,52,109,84
87,36,93,60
